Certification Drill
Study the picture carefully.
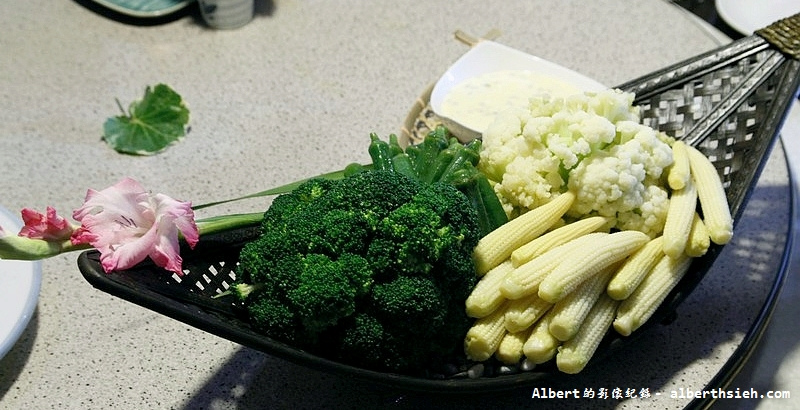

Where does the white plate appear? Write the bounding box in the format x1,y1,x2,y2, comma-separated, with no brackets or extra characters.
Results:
429,40,606,142
0,206,42,360
89,0,194,18
715,0,800,35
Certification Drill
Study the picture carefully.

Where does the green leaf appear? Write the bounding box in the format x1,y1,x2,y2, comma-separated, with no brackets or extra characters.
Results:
103,84,190,155
192,167,359,210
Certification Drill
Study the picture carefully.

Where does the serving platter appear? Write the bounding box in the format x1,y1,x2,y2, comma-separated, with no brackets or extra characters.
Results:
78,22,800,393
0,206,41,360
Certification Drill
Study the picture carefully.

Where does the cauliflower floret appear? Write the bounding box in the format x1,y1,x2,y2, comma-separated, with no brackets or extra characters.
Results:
617,184,670,238
478,88,674,235
616,120,674,177
567,152,647,217
500,155,563,210
480,109,532,181
583,88,640,123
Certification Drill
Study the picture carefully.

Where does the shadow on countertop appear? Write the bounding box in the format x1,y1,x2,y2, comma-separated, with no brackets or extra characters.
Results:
72,0,275,28
0,308,39,401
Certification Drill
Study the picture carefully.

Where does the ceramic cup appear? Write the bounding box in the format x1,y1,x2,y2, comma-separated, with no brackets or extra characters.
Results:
198,0,254,29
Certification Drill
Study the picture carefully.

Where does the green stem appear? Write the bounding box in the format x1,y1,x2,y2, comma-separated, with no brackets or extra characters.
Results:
195,212,264,236
0,214,264,263
115,97,127,116
0,236,91,261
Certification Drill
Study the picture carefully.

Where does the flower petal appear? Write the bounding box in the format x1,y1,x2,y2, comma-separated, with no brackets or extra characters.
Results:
98,223,161,273
71,177,198,275
152,193,198,248
147,213,185,274
18,206,74,241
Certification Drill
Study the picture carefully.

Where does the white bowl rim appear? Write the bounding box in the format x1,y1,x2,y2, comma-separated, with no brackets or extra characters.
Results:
429,40,607,140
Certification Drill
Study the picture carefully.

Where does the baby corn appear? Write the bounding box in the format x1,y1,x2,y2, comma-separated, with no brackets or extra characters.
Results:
473,191,575,275
686,145,733,245
556,294,619,374
662,176,698,258
607,236,664,300
614,252,693,336
495,328,534,365
464,301,509,361
510,216,608,267
465,260,514,318
523,311,560,364
538,230,649,303
668,140,691,190
685,212,711,257
504,293,553,333
501,232,609,300
549,264,616,341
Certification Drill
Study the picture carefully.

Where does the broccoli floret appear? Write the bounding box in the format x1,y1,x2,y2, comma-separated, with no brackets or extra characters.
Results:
367,203,445,276
338,276,471,372
335,310,427,373
327,169,422,216
366,181,480,277
260,177,336,231
435,246,479,300
336,313,388,366
371,276,446,334
237,237,304,286
235,169,482,374
237,252,372,345
287,254,372,335
245,288,300,344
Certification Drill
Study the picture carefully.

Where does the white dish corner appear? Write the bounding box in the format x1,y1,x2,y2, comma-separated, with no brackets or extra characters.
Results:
429,40,606,142
715,0,800,35
0,206,42,360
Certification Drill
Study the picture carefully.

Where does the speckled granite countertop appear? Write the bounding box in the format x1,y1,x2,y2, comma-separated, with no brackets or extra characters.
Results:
0,1,797,409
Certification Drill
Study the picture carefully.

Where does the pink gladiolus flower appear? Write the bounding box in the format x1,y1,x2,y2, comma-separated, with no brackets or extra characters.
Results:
18,206,75,241
71,178,199,275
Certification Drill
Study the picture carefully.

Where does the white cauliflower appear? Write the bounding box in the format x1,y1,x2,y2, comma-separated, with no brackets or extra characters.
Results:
479,88,674,236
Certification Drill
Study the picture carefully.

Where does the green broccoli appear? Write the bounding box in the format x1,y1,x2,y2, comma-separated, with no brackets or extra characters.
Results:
334,276,460,372
371,276,446,338
234,170,481,374
288,253,372,334
245,288,299,344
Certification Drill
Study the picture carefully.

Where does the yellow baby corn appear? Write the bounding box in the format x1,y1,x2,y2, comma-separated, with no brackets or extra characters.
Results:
662,175,697,258
549,263,616,341
504,293,553,333
538,230,650,303
464,302,508,361
501,232,609,300
522,311,560,364
607,236,664,300
465,260,514,318
685,145,733,245
668,140,691,190
473,191,576,275
685,212,711,257
613,252,693,337
556,294,619,374
510,216,608,267
495,328,534,365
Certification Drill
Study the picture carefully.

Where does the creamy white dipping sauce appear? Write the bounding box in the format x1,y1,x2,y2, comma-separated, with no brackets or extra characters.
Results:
439,69,583,133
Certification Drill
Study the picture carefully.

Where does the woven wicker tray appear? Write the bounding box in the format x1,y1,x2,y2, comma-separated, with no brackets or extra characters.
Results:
78,16,800,392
